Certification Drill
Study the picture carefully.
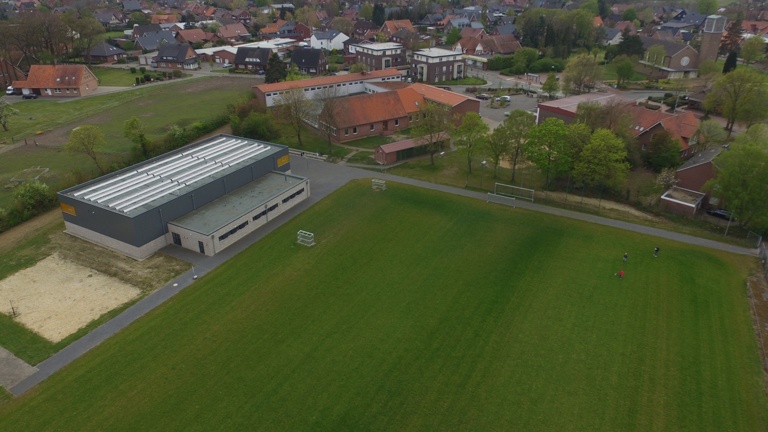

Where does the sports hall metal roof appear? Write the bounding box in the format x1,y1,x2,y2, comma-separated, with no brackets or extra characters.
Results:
63,134,284,216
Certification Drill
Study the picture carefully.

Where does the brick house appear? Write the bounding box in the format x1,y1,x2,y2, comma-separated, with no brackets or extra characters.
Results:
411,48,466,83
290,48,327,75
11,65,99,97
155,43,198,70
233,47,271,73
352,42,407,71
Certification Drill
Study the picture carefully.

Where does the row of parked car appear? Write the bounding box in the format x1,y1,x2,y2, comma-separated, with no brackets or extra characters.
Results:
5,86,38,99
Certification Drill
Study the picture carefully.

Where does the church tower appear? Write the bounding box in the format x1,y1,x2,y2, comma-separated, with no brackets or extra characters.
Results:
698,15,728,67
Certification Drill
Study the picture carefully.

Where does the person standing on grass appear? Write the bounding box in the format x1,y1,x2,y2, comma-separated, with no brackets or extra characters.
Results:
619,270,624,280
623,252,628,262
654,247,660,257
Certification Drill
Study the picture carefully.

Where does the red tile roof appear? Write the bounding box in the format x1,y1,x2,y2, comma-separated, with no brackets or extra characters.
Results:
333,91,416,128
253,69,402,93
379,132,450,153
410,83,478,107
12,65,93,89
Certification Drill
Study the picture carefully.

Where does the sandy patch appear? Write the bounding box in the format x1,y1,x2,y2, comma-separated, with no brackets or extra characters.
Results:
0,254,140,342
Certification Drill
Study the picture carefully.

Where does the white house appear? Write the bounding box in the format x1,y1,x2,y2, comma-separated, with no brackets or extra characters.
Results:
310,30,349,51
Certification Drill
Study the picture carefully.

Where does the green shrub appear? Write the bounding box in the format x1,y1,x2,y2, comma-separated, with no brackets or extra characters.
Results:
139,66,146,73
135,77,140,86
172,70,182,78
130,67,137,73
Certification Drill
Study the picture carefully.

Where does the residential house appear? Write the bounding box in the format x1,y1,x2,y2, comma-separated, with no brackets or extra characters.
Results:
675,145,723,196
233,47,271,73
411,48,466,83
95,11,123,29
290,48,327,75
602,27,623,45
353,42,407,71
88,42,127,64
479,34,522,55
444,18,471,34
136,29,175,51
354,20,379,38
175,28,212,46
310,30,349,51
11,65,98,97
228,9,252,26
132,24,162,40
154,43,198,69
151,14,177,24
216,23,251,44
379,19,416,39
195,46,237,65
122,0,142,11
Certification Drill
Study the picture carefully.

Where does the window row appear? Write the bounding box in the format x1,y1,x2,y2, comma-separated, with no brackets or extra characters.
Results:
282,187,305,204
218,220,249,242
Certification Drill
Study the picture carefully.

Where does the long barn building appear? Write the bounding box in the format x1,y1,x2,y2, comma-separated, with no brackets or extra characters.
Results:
58,134,309,260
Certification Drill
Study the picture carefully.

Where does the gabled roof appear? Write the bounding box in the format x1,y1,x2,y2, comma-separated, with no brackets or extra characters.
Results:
481,34,522,54
133,24,162,37
659,110,699,145
157,43,195,61
89,41,127,57
234,47,272,64
217,23,250,39
494,24,517,35
460,27,485,39
176,28,210,43
639,36,694,57
290,48,325,67
313,30,342,40
677,145,723,171
12,65,94,89
136,30,175,51
333,91,414,128
410,83,476,107
382,19,415,34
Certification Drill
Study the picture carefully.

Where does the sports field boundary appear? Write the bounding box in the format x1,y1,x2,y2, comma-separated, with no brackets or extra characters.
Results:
6,158,758,397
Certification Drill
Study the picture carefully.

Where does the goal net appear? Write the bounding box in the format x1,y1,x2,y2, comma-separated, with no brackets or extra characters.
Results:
372,179,386,191
297,230,315,247
494,183,535,202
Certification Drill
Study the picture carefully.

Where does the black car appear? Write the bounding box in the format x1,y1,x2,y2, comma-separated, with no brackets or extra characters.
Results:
22,93,38,99
706,208,733,220
475,93,491,100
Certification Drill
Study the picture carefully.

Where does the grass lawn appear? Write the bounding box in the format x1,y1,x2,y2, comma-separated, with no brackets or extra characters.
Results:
601,64,647,82
441,77,487,85
91,67,144,87
0,77,256,209
0,180,765,431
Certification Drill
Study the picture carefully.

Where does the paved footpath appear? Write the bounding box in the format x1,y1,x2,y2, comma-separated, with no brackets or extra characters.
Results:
6,158,757,397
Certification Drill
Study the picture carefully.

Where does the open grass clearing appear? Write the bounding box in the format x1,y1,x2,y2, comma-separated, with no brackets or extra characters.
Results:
0,180,764,430
91,66,146,87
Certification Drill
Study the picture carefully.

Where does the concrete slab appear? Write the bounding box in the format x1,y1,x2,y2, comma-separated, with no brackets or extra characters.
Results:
0,346,37,392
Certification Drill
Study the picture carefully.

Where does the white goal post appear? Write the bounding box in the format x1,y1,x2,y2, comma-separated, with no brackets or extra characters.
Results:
297,230,315,247
372,179,386,191
493,183,535,202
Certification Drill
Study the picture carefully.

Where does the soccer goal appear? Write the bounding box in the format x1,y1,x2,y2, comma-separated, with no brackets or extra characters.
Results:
494,183,535,202
372,179,386,191
297,230,315,247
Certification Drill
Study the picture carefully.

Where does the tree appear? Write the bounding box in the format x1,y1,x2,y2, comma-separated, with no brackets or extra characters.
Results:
722,50,738,74
265,53,286,83
69,15,105,64
561,54,601,94
285,63,303,81
705,67,768,135
231,111,281,141
372,4,385,26
692,120,727,152
541,72,559,99
644,130,680,172
622,9,637,22
740,36,765,65
613,55,636,87
124,117,152,159
720,12,743,55
316,85,344,156
412,101,451,165
697,0,717,15
446,28,462,46
697,59,720,88
360,3,373,21
452,112,489,174
349,62,367,73
646,44,667,68
13,181,53,215
330,17,355,35
500,110,536,183
66,125,107,174
573,129,629,193
704,124,768,234
523,117,571,189
0,99,19,131
295,6,320,28
274,88,312,147
616,29,644,58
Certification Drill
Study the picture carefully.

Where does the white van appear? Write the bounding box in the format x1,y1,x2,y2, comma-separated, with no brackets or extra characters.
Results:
5,86,13,95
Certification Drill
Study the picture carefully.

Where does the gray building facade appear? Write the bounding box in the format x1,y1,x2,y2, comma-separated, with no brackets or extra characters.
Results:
58,134,308,259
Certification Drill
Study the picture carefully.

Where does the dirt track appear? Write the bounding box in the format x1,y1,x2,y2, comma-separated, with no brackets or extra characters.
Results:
0,209,61,254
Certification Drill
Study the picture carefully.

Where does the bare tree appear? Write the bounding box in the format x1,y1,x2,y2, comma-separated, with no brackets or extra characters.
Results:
274,88,312,147
315,85,343,157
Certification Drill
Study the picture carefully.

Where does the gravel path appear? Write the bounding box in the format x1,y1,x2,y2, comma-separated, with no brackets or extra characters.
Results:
6,158,757,396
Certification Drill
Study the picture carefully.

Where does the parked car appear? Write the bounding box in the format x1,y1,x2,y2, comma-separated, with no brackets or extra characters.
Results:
5,86,13,95
257,69,265,75
706,208,733,220
475,93,490,100
222,63,233,68
22,93,38,99
496,95,511,103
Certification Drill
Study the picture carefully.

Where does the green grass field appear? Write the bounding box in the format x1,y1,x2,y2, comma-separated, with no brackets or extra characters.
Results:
0,180,765,430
